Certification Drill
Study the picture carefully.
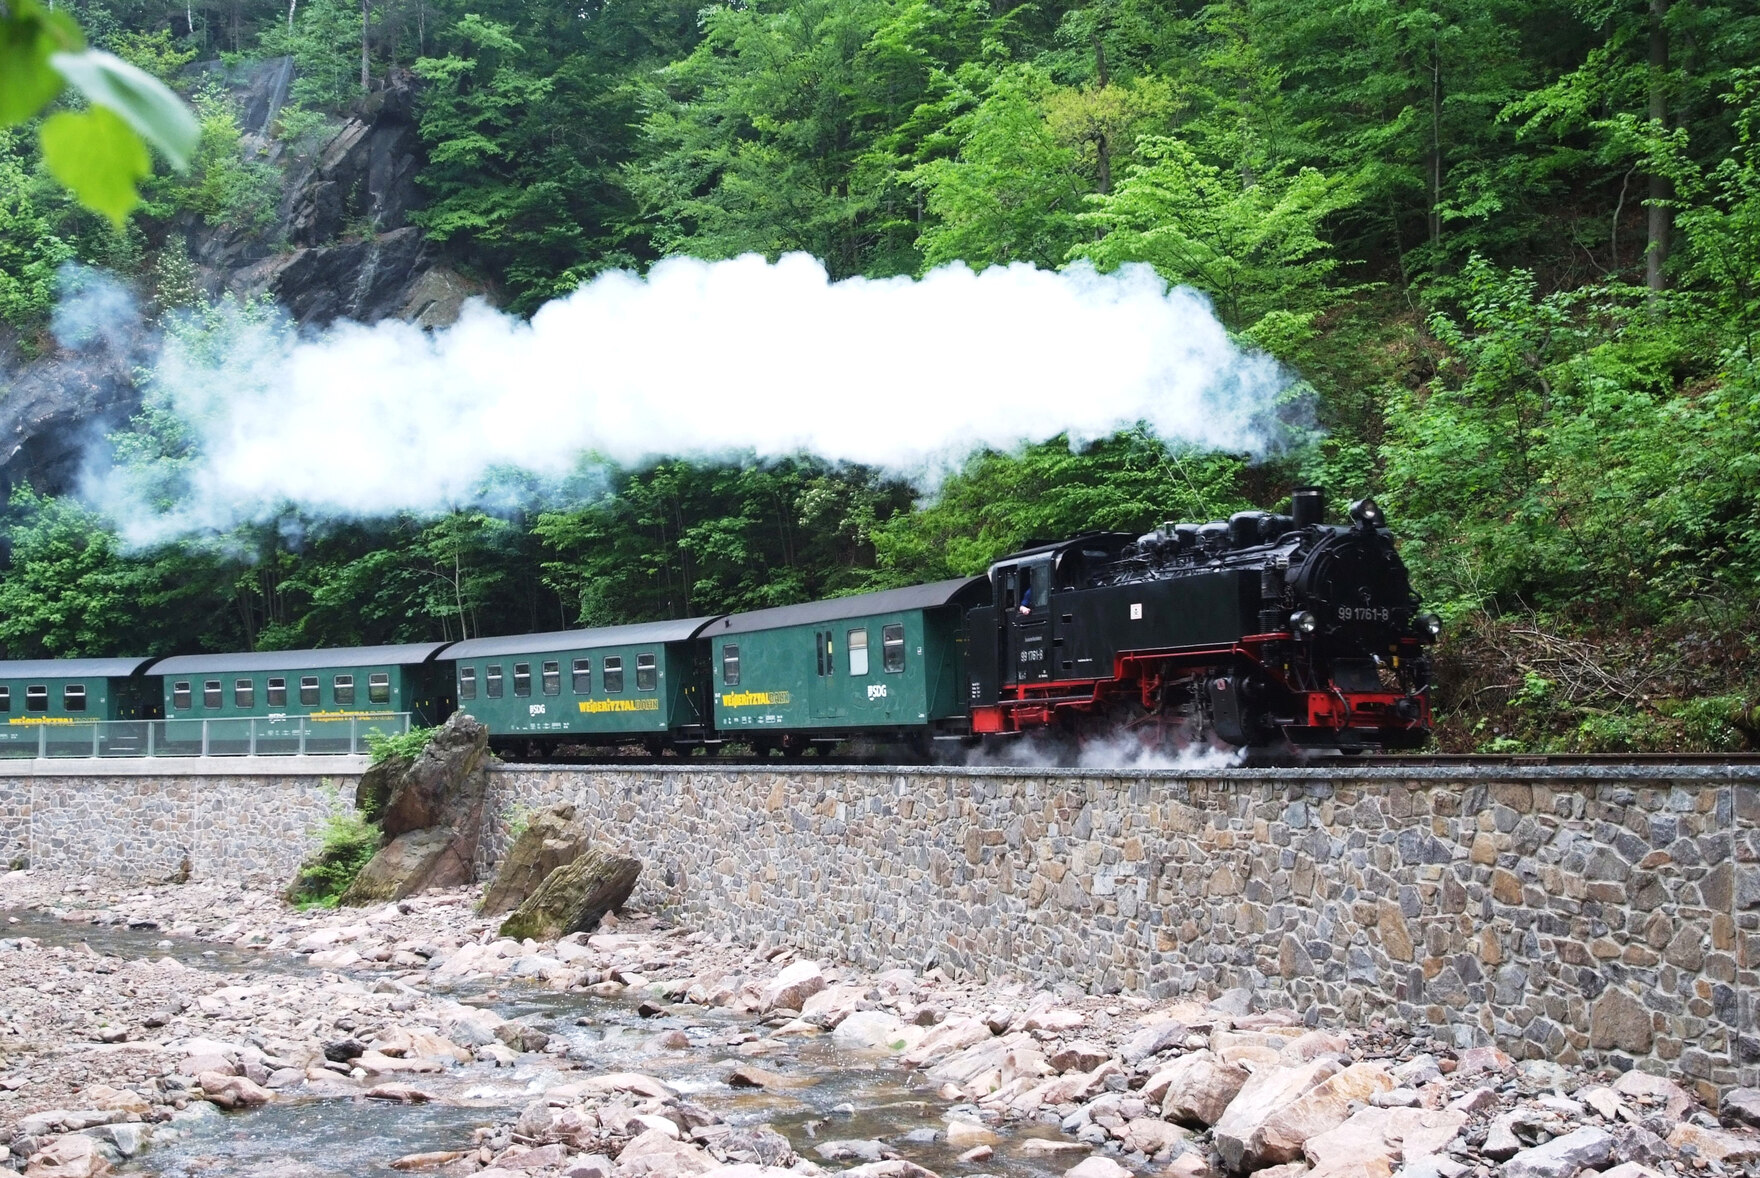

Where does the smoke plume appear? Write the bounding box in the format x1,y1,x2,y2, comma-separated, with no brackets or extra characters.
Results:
81,253,1294,543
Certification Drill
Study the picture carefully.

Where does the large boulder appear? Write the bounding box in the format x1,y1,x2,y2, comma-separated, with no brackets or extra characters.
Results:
499,848,641,941
479,803,592,916
340,713,490,905
1213,1059,1393,1172
371,712,491,836
338,827,470,905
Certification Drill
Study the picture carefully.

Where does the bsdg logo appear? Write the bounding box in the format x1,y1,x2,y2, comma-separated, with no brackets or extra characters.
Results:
528,703,547,716
866,684,888,700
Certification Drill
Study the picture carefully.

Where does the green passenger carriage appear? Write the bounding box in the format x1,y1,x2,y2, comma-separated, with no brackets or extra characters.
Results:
446,618,717,752
708,577,986,753
0,657,161,756
151,643,453,755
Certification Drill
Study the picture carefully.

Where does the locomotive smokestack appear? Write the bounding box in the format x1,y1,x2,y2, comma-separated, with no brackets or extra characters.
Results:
1291,486,1326,528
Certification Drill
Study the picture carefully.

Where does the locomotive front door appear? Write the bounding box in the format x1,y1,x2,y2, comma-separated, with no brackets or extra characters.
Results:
1004,559,1054,686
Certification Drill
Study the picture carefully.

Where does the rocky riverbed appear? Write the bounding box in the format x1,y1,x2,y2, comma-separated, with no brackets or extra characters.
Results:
1,869,1758,1178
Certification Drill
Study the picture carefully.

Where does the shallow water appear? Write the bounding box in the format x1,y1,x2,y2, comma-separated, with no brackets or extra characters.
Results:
3,908,1081,1176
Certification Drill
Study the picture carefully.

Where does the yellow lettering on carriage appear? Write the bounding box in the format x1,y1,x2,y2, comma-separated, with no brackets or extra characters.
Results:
578,698,660,713
720,691,792,707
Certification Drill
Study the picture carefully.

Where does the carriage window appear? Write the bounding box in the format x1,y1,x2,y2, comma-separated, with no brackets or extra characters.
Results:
513,663,531,697
26,684,47,712
883,624,906,672
173,682,191,709
571,658,590,695
604,657,624,693
815,632,824,677
368,672,391,703
459,667,477,700
848,628,869,676
0,686,9,713
234,679,255,708
542,661,560,695
63,684,87,712
636,654,657,691
300,676,320,705
333,675,355,705
722,645,740,686
203,680,222,708
486,665,503,698
816,631,834,677
267,677,287,707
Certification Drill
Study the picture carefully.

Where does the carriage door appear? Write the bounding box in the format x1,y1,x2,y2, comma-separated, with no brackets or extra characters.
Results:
1004,559,1054,685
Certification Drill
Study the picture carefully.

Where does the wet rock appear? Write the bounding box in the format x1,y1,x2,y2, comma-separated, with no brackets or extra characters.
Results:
479,804,592,917
838,1162,940,1178
365,1084,433,1103
197,1070,273,1108
814,1140,893,1162
1062,1156,1130,1178
499,849,642,942
1502,1126,1615,1178
756,960,826,1014
1121,1118,1187,1155
833,1010,917,1051
388,1150,469,1170
944,1120,997,1148
726,1064,816,1090
957,1145,992,1162
613,1130,716,1178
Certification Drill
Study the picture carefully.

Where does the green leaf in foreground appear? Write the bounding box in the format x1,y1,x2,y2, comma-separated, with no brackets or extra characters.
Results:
0,2,74,123
50,49,199,167
40,105,151,225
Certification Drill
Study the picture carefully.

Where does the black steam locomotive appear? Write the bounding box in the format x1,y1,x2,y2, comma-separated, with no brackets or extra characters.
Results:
966,486,1436,751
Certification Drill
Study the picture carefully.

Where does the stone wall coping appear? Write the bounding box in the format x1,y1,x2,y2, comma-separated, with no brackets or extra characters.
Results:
485,760,1760,783
0,755,369,778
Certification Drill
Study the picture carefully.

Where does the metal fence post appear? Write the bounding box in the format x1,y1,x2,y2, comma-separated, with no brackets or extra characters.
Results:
92,723,100,758
298,719,307,756
350,717,359,754
201,720,210,757
249,718,257,757
147,722,155,757
37,725,45,758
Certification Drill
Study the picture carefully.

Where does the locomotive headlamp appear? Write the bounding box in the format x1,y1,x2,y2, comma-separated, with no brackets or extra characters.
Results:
1291,610,1318,636
1417,612,1442,640
1349,498,1384,528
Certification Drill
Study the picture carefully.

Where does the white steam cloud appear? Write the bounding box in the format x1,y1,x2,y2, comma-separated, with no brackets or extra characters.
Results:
84,253,1291,542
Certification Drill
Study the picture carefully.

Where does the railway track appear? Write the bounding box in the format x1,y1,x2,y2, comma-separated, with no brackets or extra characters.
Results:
497,747,1760,770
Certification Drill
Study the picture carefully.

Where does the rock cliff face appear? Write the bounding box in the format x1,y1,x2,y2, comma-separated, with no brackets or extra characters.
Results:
0,60,487,498
191,61,485,329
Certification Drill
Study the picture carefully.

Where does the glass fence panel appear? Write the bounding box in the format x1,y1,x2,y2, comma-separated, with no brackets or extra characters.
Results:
0,715,410,758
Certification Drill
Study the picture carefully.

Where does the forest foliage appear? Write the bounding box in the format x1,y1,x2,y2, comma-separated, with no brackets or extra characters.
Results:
2,0,1760,751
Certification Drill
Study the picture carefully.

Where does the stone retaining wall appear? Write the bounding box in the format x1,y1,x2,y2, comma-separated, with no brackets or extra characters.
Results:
483,764,1760,1103
6,758,1756,1101
0,766,359,887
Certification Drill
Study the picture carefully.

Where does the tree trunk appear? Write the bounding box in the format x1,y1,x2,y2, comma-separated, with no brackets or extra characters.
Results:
1428,36,1443,250
1645,0,1670,300
361,0,371,93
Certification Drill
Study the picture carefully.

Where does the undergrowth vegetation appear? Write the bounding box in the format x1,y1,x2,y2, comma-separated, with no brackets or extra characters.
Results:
285,810,380,908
